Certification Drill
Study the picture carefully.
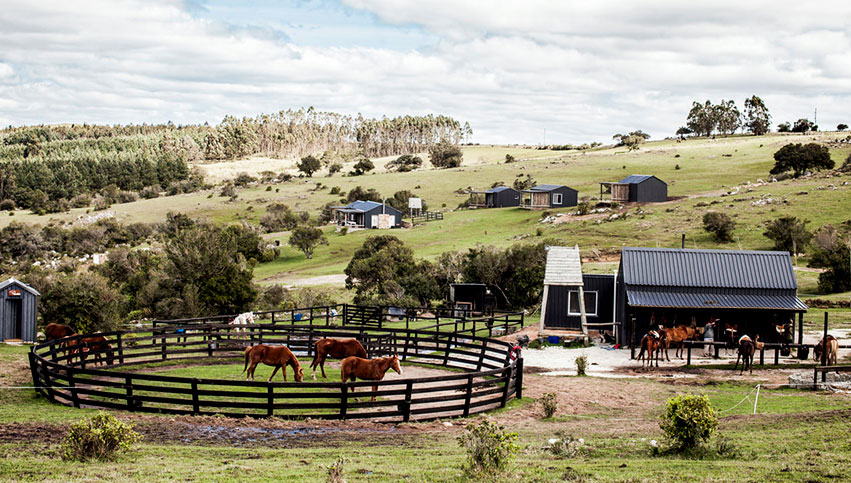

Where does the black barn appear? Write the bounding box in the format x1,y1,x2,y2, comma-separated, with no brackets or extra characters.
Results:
543,274,615,330
0,278,39,343
601,175,667,203
523,184,578,209
481,187,521,208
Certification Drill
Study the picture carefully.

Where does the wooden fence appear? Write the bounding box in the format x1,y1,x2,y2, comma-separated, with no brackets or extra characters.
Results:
29,323,522,422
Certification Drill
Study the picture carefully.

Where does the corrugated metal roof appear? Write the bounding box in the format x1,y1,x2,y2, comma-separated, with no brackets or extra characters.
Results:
626,288,808,311
0,278,40,296
345,200,384,211
527,184,563,192
543,246,583,286
621,247,797,290
619,174,656,184
486,186,514,193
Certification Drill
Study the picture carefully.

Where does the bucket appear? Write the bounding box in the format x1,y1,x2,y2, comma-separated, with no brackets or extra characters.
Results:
547,336,561,344
797,347,809,360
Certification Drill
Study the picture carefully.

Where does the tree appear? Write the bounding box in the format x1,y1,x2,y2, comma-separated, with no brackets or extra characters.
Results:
297,155,321,177
385,154,423,172
703,212,735,242
809,225,851,294
686,101,716,137
791,118,815,133
260,203,301,233
513,174,535,191
429,139,463,168
350,157,375,176
770,143,834,178
777,122,791,133
744,95,771,135
345,186,381,203
344,235,438,306
386,190,427,212
838,123,848,132
763,217,812,253
613,130,650,151
32,271,124,334
675,126,693,137
289,226,328,259
714,99,741,135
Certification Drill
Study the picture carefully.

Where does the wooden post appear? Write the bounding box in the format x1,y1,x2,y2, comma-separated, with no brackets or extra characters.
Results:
41,359,55,403
477,340,487,371
28,351,41,396
68,368,79,408
116,333,124,365
687,342,692,365
463,375,473,417
759,347,764,366
402,381,413,423
499,367,511,408
191,379,200,415
714,344,720,359
797,312,804,345
774,347,779,365
539,285,550,332
515,357,524,400
822,312,828,383
578,285,588,335
340,384,348,420
267,385,274,417
161,333,167,360
125,376,134,411
630,317,636,360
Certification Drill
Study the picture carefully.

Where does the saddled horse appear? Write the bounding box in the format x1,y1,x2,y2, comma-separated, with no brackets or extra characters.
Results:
310,338,367,380
341,355,402,401
243,344,304,382
734,335,755,375
814,335,839,367
636,331,662,369
66,335,114,366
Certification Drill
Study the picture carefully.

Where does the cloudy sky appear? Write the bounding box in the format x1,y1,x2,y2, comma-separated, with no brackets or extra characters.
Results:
1,0,849,144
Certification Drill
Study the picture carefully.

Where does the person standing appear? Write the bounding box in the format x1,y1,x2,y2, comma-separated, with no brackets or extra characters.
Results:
703,318,716,357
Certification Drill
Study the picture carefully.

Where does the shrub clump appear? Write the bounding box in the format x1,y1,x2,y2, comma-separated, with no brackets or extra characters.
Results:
575,354,588,376
458,419,519,477
62,412,141,462
539,392,558,418
702,212,735,242
547,430,586,458
659,394,718,451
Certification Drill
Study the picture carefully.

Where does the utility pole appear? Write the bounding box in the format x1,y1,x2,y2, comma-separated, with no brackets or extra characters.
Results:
814,108,818,126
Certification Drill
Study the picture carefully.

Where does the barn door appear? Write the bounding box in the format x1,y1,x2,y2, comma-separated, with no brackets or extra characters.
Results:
6,299,22,339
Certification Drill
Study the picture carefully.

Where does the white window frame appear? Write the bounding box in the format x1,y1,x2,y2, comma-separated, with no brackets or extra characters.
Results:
568,290,597,316
552,193,563,205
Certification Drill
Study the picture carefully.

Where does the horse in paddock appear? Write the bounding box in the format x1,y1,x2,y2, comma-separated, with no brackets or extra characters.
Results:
636,331,662,369
814,335,839,367
243,344,304,382
310,338,367,380
66,335,114,366
45,323,75,341
230,312,254,334
734,335,755,375
341,355,402,402
659,325,698,360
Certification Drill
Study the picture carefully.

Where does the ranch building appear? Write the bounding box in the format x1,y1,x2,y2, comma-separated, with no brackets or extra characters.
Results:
600,174,667,203
614,247,808,346
450,283,509,317
333,200,404,230
0,278,39,343
522,184,578,209
469,186,521,208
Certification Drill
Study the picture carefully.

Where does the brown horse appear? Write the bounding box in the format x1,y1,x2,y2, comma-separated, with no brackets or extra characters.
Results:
65,335,114,366
659,325,698,360
734,336,755,375
341,355,402,401
243,344,304,382
44,323,75,341
636,332,662,369
814,335,839,367
310,338,368,380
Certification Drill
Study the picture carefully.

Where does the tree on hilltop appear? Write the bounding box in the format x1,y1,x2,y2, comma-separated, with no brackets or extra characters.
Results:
744,96,771,135
770,143,833,178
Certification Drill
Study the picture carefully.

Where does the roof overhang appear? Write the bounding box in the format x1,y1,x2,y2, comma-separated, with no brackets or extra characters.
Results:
625,288,808,311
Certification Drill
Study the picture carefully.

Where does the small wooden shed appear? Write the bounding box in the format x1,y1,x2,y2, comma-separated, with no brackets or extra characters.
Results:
469,186,521,208
600,175,667,203
0,278,39,343
522,184,578,209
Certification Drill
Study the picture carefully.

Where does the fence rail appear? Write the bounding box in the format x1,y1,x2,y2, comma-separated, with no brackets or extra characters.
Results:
409,211,444,223
30,322,522,422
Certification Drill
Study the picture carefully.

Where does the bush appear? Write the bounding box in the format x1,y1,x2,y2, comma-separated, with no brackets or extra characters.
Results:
763,216,812,253
702,212,735,242
429,139,463,168
139,185,161,199
328,162,343,175
659,394,717,450
547,430,586,458
0,199,14,211
458,419,519,477
117,191,138,204
575,355,588,376
62,412,141,462
325,455,346,483
350,157,375,176
92,196,111,211
386,154,423,172
70,194,92,208
233,172,257,187
220,183,237,197
504,154,516,163
539,392,558,418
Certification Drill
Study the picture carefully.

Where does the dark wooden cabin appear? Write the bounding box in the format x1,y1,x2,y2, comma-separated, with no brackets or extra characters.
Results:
522,184,578,209
0,278,39,343
600,175,667,203
333,201,404,229
470,186,521,208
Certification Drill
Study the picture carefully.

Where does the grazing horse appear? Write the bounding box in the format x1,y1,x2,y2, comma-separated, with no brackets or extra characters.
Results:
243,344,304,382
636,331,662,369
814,335,839,367
44,323,75,341
659,325,698,360
310,338,367,380
341,355,402,401
66,335,114,366
734,335,755,375
230,312,254,334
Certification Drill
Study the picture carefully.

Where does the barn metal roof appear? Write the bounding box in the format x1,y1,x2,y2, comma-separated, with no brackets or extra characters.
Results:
621,247,798,290
543,246,583,286
0,278,40,296
526,184,564,192
485,186,515,193
337,200,400,213
619,174,659,184
626,288,808,311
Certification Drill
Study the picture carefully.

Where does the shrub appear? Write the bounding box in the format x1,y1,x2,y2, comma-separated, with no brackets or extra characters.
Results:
233,172,257,187
350,157,375,176
659,394,717,450
62,412,141,462
330,186,341,195
770,143,834,178
504,154,516,163
575,355,588,376
429,139,463,168
539,392,558,418
92,196,111,211
328,162,343,175
265,185,272,191
576,201,590,216
386,154,423,172
117,191,138,204
70,194,92,208
325,455,346,483
763,216,812,253
139,185,161,199
702,212,735,242
457,419,519,477
220,183,237,197
547,430,586,458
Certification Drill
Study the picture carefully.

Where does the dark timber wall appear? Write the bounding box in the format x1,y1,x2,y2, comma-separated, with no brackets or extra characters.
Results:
544,274,615,329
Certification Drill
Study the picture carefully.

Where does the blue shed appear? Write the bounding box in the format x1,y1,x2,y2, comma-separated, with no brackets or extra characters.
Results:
0,278,39,342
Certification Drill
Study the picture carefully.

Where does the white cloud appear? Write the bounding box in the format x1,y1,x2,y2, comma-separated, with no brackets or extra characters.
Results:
0,0,849,143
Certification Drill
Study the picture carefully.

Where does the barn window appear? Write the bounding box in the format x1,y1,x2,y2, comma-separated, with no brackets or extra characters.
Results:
568,291,597,316
552,193,563,205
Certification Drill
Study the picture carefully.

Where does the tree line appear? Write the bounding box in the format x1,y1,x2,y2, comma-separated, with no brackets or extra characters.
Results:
680,96,771,137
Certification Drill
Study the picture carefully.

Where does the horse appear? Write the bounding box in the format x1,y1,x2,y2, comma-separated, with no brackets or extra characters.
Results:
734,336,755,375
659,325,697,359
310,338,367,380
44,323,75,341
636,331,662,369
243,344,304,382
65,335,114,366
341,355,402,401
814,335,839,367
230,312,254,334
723,322,738,355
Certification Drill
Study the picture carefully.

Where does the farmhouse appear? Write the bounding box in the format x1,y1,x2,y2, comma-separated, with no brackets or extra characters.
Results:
0,278,39,343
522,184,578,209
332,200,403,230
615,247,808,345
600,174,667,203
469,186,521,208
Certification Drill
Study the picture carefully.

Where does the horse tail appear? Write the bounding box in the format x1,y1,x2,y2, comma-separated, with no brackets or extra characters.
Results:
243,346,251,373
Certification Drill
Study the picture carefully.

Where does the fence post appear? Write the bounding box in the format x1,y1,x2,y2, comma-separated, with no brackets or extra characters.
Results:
267,385,274,417
125,376,134,411
161,333,167,360
340,384,348,420
28,351,41,397
68,368,79,408
822,312,828,383
402,332,410,361
774,347,779,365
686,342,692,365
759,347,764,366
403,381,413,423
477,340,487,370
442,336,450,366
515,357,524,400
463,375,473,417
41,359,55,403
499,366,511,408
630,317,636,360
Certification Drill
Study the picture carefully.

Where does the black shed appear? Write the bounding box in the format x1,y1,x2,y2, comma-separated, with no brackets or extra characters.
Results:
615,247,807,346
542,274,616,330
450,283,508,316
522,184,578,209
470,186,521,208
601,175,667,203
0,278,39,343
333,201,404,229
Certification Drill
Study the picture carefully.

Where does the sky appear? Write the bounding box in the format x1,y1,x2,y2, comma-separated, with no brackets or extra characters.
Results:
1,0,850,144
